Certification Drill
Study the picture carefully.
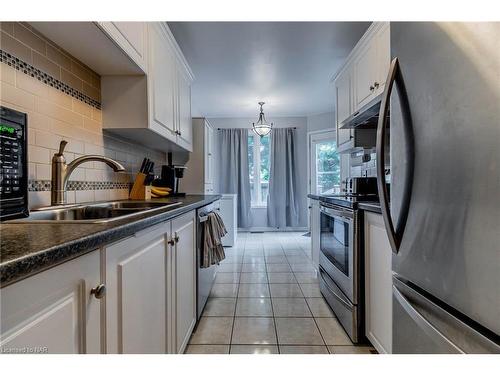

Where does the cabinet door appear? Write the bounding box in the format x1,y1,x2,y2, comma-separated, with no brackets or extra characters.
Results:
176,67,193,151
204,123,214,184
105,223,169,354
149,24,176,138
171,211,196,353
335,69,352,147
310,200,320,270
99,22,147,73
364,212,392,353
375,23,390,95
354,39,379,110
0,252,101,354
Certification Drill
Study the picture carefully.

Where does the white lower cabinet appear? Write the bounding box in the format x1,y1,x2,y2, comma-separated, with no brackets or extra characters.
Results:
1,210,200,354
105,222,170,354
0,252,102,354
364,212,393,354
170,211,196,353
309,199,320,270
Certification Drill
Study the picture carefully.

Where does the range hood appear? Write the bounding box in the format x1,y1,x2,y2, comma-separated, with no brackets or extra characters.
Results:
340,93,388,129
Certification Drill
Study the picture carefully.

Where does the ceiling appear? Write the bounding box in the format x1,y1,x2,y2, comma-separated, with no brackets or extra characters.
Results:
168,22,370,118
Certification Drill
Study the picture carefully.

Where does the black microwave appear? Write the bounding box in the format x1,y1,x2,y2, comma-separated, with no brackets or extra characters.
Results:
0,106,28,221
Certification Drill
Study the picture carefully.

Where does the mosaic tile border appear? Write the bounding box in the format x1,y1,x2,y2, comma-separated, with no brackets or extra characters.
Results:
0,50,101,110
29,180,130,192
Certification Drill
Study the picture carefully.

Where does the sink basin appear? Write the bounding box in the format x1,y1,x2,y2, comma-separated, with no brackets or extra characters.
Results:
12,201,182,223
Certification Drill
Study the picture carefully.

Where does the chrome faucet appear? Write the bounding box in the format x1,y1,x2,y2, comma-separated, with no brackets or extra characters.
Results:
51,140,126,205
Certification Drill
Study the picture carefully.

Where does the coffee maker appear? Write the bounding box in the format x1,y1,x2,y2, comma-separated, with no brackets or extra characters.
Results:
155,153,186,196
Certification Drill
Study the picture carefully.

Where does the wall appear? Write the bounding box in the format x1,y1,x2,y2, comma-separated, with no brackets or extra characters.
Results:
0,22,166,208
209,116,308,230
306,111,335,133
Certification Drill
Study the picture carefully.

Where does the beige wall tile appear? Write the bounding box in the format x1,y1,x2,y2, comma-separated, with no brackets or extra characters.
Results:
64,138,84,154
28,128,36,145
70,60,93,85
36,97,83,127
91,74,101,89
50,118,84,139
83,117,102,133
75,190,95,203
0,22,15,35
28,112,51,131
46,43,72,71
28,145,49,163
82,82,100,101
60,68,82,90
68,167,85,181
73,99,92,118
0,64,16,85
1,31,32,63
32,51,61,79
94,189,110,202
36,163,51,180
13,23,46,55
91,108,102,122
28,162,36,179
35,130,62,150
16,72,49,97
66,191,76,204
1,82,35,110
47,86,72,109
29,191,50,208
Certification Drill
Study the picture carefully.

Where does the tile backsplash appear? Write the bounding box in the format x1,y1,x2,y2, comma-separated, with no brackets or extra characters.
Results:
0,22,166,208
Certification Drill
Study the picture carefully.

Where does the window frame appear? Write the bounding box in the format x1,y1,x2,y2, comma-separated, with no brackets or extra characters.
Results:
249,133,270,208
309,130,341,196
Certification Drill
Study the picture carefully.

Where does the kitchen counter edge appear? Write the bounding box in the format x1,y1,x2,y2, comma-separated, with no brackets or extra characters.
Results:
0,195,221,287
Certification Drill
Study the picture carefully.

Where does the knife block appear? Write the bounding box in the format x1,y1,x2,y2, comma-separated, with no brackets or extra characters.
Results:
129,173,151,200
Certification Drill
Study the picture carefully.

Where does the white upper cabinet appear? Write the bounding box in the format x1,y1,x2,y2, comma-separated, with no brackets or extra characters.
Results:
335,67,353,147
102,22,194,153
332,22,390,150
176,65,194,151
180,118,215,194
353,22,391,110
149,23,177,139
98,22,148,73
0,252,102,354
354,39,379,109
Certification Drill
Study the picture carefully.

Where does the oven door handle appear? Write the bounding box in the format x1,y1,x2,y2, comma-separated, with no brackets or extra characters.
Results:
320,205,353,220
319,269,352,309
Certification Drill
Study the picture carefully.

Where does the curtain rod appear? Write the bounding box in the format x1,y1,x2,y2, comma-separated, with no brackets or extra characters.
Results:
217,127,297,130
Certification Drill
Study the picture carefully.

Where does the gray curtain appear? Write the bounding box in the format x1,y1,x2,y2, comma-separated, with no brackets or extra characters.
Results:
219,129,253,228
267,128,299,228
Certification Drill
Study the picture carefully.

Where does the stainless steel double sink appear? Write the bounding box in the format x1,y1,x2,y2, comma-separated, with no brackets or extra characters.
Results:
13,200,182,224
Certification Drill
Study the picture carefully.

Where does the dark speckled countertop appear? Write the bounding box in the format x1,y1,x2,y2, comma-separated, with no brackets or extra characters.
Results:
0,195,221,287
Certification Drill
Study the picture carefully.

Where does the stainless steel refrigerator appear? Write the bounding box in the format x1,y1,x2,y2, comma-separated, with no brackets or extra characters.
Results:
375,22,500,353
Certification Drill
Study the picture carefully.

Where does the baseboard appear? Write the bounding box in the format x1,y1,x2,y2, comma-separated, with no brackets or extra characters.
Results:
238,227,309,232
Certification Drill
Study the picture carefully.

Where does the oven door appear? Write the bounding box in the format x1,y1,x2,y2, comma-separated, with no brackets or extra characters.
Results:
319,204,356,303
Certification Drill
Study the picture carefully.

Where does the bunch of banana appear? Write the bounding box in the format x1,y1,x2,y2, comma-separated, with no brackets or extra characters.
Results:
151,186,171,198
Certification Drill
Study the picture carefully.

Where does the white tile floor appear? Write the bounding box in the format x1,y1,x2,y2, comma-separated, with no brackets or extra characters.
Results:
185,232,376,354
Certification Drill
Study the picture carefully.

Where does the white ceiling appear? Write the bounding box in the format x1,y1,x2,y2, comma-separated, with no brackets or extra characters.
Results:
168,22,370,118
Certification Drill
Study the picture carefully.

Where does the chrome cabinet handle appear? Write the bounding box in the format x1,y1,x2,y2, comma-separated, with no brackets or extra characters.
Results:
174,234,179,243
90,284,106,299
376,58,415,254
168,238,175,246
369,85,375,91
374,81,380,89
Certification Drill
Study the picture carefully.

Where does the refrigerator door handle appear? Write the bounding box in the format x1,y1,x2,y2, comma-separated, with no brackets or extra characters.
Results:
376,57,415,254
393,284,464,353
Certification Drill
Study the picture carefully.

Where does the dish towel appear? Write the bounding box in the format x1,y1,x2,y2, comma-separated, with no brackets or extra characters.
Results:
201,211,227,268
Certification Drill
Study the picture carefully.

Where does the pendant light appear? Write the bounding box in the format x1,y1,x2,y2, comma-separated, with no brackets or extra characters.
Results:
252,102,273,137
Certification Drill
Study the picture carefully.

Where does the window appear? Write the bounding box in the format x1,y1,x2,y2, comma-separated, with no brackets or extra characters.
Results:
310,132,340,195
248,134,270,207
